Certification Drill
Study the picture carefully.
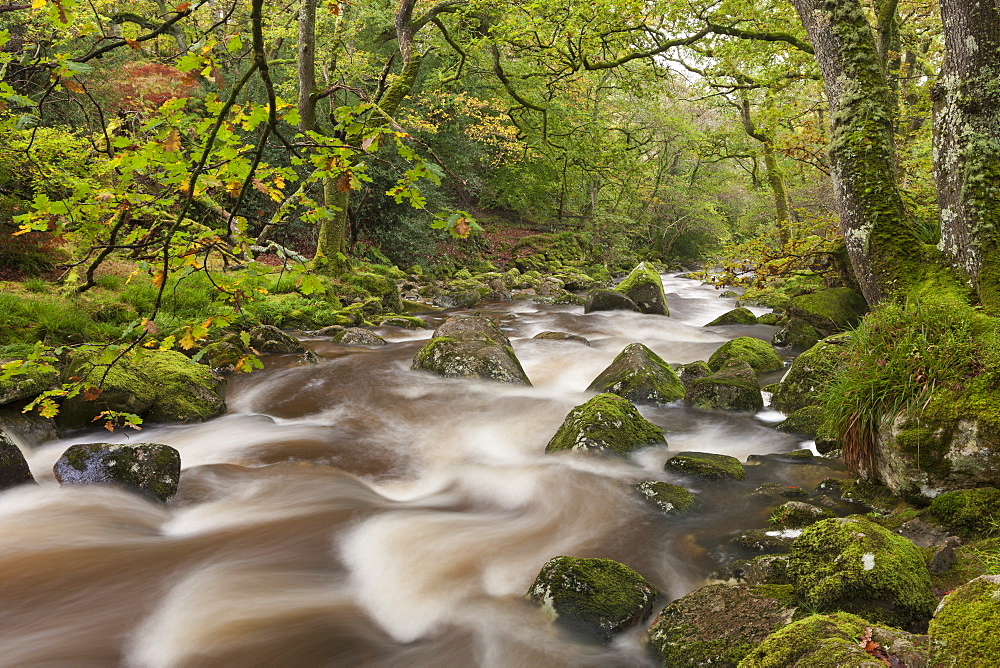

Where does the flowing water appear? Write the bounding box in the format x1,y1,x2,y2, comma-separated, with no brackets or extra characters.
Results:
3,275,846,666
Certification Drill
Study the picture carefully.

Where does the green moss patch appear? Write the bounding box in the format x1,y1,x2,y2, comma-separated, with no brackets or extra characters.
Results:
928,487,1000,538
929,575,1000,666
586,343,684,405
708,337,783,373
705,307,758,327
665,451,745,481
635,480,695,514
545,393,665,457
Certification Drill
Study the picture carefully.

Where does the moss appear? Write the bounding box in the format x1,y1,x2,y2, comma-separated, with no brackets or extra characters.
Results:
771,333,852,414
587,343,685,405
0,359,59,406
928,487,1000,538
635,480,695,513
343,271,403,313
708,337,783,373
545,393,666,457
929,575,1000,665
738,286,792,310
773,319,822,349
53,442,181,502
686,360,765,412
756,312,783,326
665,451,745,481
775,406,825,438
786,288,868,335
737,613,893,668
786,517,936,631
526,556,658,644
769,501,835,529
614,262,668,315
705,307,759,327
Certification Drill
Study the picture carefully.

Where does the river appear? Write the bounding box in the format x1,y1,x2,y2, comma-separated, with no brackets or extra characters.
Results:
3,274,845,666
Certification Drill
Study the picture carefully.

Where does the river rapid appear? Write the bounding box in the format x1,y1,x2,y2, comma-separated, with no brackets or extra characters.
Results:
3,274,846,666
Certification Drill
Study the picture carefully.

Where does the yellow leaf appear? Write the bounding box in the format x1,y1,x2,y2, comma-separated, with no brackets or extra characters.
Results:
62,78,83,93
225,181,242,196
125,38,141,50
162,128,181,152
31,0,44,8
178,328,196,350
273,175,285,190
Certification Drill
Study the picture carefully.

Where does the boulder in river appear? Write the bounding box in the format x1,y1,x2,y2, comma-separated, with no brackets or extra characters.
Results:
0,428,34,491
411,315,531,385
634,480,695,514
586,343,684,406
684,359,764,412
772,318,822,349
614,262,668,315
665,451,746,480
432,289,481,309
545,393,666,457
249,325,305,354
53,442,181,501
0,359,59,406
334,327,387,347
707,336,783,373
768,500,835,528
583,289,640,314
647,583,797,666
703,307,758,327
928,574,1000,666
531,331,590,345
526,556,658,644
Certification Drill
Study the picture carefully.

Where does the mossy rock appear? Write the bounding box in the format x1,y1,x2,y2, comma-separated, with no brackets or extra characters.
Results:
412,316,530,385
754,483,808,499
738,612,928,668
927,487,1000,538
0,406,57,447
772,318,821,349
370,314,428,329
57,348,226,431
677,360,712,388
769,501,835,529
553,271,596,291
249,324,305,354
0,428,34,491
665,451,745,481
785,287,868,337
0,359,59,406
545,393,666,457
770,334,852,415
532,331,590,345
635,480,695,514
786,517,936,631
711,555,791,586
53,442,181,502
737,286,792,310
587,343,685,406
333,328,387,347
929,574,1000,665
648,584,797,667
432,289,481,309
774,405,825,438
685,360,764,412
705,308,758,327
526,556,658,644
583,289,640,314
732,529,799,553
614,262,668,315
345,271,404,313
756,312,783,326
708,337,783,374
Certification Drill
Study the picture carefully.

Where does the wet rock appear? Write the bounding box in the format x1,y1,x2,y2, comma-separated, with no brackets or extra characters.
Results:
0,405,57,446
684,359,764,412
531,331,590,345
711,555,790,586
707,336,783,374
894,517,954,549
929,574,1000,665
299,349,320,365
772,318,822,349
545,393,666,457
704,307,758,327
786,516,935,631
754,483,808,499
768,501,835,528
526,556,658,644
756,312,783,326
586,343,685,406
583,289,640,314
249,325,305,354
0,359,59,406
57,349,226,431
774,405,824,438
740,612,928,668
733,528,800,553
928,537,961,574
348,271,404,313
614,262,668,315
647,583,797,667
312,325,345,337
432,289,480,309
53,442,181,502
677,360,712,389
635,480,695,514
665,451,745,481
770,333,852,414
483,288,513,301
553,271,596,291
334,328,387,347
0,428,34,491
411,315,531,385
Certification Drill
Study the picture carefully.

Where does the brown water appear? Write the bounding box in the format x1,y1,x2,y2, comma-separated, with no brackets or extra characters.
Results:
4,275,844,666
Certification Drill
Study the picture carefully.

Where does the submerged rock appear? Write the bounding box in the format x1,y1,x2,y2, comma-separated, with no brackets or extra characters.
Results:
586,343,685,406
684,359,764,412
53,442,181,501
584,289,640,314
545,393,666,457
526,556,658,644
614,262,668,315
665,451,746,480
411,315,531,385
531,331,590,345
333,328,387,347
0,429,34,491
704,307,758,327
786,516,935,631
647,583,797,667
929,574,1000,665
635,480,695,514
707,336,783,373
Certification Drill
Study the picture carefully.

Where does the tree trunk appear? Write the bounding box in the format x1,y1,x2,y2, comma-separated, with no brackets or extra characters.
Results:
737,96,791,245
934,0,1000,311
790,0,924,304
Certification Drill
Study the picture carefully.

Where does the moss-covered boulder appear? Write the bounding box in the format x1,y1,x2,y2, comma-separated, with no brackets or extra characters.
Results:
526,556,658,644
648,584,797,667
249,324,305,354
774,405,825,439
927,487,1000,538
769,501,835,529
614,262,668,315
0,428,34,491
333,328,387,347
509,231,589,273
705,308,758,327
345,271,404,313
545,393,665,457
57,349,226,431
929,574,1000,665
685,359,764,412
586,343,685,406
733,529,800,553
677,360,712,389
739,612,928,668
412,315,530,385
583,288,640,314
532,331,590,345
772,318,822,349
0,359,59,406
712,555,790,586
53,442,181,501
784,287,868,337
635,480,695,514
756,312,783,326
754,483,808,499
665,451,745,481
432,289,481,309
786,517,936,631
0,406,57,447
708,337,783,374
770,334,852,415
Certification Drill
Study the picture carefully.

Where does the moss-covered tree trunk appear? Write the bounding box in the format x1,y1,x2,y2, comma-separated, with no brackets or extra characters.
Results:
789,0,924,304
737,96,791,245
934,0,1000,311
